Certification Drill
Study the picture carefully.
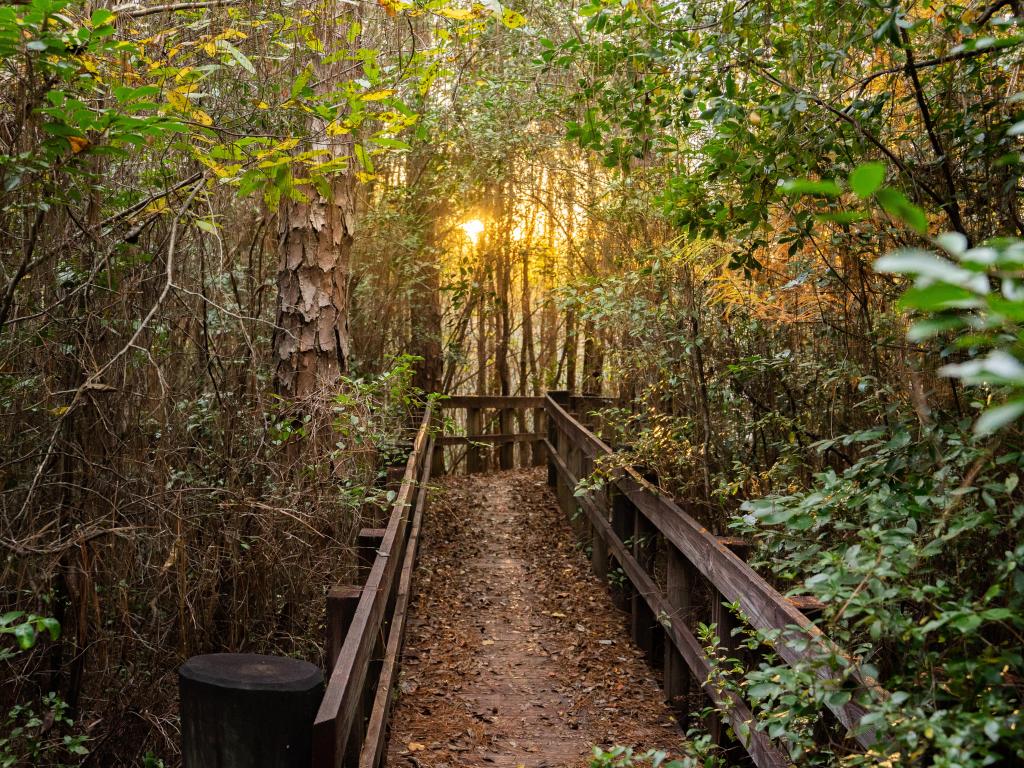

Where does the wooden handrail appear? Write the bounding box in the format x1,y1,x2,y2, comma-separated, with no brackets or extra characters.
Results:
543,393,888,765
439,395,545,408
312,404,434,768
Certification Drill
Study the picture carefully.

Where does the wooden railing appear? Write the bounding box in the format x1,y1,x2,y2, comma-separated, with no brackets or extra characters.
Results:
306,391,885,768
436,395,546,472
312,403,435,768
543,391,887,768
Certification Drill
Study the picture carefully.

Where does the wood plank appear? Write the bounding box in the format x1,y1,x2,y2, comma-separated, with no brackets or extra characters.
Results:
436,433,538,446
440,395,545,409
545,442,791,768
544,395,885,746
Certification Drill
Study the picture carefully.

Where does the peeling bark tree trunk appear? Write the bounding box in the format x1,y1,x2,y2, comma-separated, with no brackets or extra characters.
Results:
274,10,359,398
275,182,355,397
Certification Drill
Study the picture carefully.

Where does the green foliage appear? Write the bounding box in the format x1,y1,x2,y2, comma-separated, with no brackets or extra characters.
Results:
875,233,1024,435
590,741,721,768
0,693,88,768
0,612,59,660
735,424,1024,764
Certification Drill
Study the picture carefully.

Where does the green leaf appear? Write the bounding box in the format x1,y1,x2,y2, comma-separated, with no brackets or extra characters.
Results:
876,187,928,234
898,282,979,311
849,162,885,198
974,399,1024,436
91,9,116,26
39,617,60,641
875,249,973,284
218,40,256,74
780,178,842,197
13,622,36,650
291,66,312,99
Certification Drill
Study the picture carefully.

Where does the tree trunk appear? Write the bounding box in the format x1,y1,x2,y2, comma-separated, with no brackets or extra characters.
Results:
274,10,360,398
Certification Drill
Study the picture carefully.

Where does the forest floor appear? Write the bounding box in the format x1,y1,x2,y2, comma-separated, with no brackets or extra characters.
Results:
385,468,682,768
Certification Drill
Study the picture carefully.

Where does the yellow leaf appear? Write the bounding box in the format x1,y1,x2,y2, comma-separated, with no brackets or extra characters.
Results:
68,136,90,154
166,89,188,111
203,41,217,56
51,406,70,417
326,120,351,136
192,109,214,126
361,89,395,101
501,8,526,27
407,742,426,752
437,6,476,19
257,101,270,109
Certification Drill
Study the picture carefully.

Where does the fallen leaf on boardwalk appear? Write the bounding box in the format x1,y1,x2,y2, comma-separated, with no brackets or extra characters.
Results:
384,469,684,767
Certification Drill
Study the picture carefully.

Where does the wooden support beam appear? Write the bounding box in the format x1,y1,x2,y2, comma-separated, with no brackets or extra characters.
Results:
326,586,362,672
609,488,633,613
499,408,515,469
664,544,695,719
532,407,546,467
466,408,483,474
708,536,753,755
631,508,661,663
356,528,386,585
440,395,545,408
436,433,536,446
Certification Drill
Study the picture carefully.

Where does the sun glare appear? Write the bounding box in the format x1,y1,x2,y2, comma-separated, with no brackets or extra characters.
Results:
461,218,485,245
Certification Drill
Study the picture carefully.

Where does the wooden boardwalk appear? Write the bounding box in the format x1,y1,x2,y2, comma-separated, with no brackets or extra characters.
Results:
384,469,680,767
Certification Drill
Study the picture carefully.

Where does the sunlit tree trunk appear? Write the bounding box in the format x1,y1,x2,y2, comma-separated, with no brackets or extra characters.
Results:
274,8,359,398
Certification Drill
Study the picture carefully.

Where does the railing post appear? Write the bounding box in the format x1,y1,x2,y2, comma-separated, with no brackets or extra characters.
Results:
590,477,609,582
326,585,362,671
179,654,323,768
326,585,366,767
664,544,695,719
357,528,385,584
708,536,753,753
546,409,558,488
532,406,546,467
609,487,633,613
631,506,661,663
499,406,514,469
466,407,482,474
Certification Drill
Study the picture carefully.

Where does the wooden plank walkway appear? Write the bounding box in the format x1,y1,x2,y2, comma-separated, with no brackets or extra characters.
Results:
385,468,682,768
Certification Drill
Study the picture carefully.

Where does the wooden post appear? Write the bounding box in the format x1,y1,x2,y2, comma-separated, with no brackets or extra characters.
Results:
180,654,323,768
532,406,546,467
664,544,695,719
546,411,558,488
590,483,609,583
631,507,661,663
557,421,573,517
357,528,385,584
466,407,482,474
325,586,366,766
609,487,633,613
326,585,362,671
708,536,753,752
499,407,514,469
